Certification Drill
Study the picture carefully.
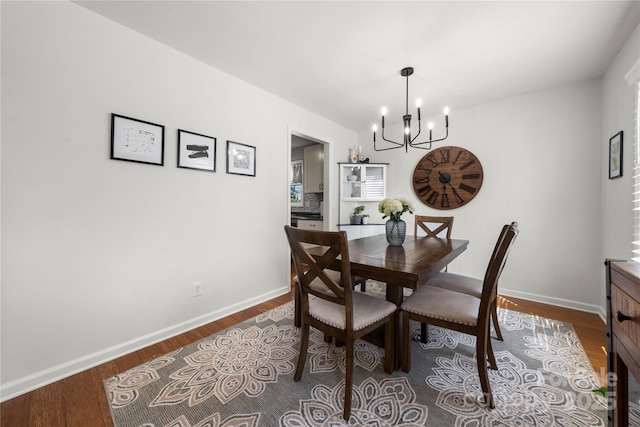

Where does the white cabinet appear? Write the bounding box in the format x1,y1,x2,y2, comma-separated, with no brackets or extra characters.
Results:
339,224,385,240
304,144,324,193
298,219,323,231
340,163,386,201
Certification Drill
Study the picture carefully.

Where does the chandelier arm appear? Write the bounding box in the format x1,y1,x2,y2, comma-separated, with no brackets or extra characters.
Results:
374,128,405,151
374,141,408,151
380,127,404,146
410,128,449,147
407,141,432,150
409,120,422,144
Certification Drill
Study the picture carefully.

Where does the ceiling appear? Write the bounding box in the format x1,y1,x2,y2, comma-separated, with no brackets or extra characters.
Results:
76,1,640,134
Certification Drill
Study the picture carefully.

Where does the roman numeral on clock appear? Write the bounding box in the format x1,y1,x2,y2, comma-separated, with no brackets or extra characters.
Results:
426,191,439,205
441,193,450,208
425,153,439,167
417,184,433,197
459,183,476,194
451,187,465,204
460,159,476,170
416,164,432,174
439,148,450,164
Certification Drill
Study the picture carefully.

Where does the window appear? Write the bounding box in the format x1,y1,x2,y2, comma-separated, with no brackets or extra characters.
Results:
630,62,640,261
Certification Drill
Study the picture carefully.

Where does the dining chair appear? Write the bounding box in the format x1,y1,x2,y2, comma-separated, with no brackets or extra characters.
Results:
400,222,519,409
292,267,370,327
414,215,455,342
424,221,519,342
284,225,396,420
414,215,454,240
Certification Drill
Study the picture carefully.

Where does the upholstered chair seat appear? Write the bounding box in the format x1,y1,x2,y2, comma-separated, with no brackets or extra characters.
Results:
401,286,480,327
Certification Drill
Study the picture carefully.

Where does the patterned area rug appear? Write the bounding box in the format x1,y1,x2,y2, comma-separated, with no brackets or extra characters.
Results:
105,288,622,427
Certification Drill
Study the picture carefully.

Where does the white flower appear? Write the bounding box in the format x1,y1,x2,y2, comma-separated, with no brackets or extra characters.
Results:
378,197,414,221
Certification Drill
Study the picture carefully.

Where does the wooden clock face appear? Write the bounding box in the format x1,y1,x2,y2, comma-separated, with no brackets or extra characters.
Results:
412,146,483,210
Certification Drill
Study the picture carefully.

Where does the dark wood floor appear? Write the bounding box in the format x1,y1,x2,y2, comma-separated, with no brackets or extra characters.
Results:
0,286,607,426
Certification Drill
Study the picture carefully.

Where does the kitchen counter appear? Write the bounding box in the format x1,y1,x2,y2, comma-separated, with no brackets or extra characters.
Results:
291,212,322,220
291,212,322,228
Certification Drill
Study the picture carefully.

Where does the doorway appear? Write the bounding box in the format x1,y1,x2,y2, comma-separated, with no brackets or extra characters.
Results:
289,130,328,230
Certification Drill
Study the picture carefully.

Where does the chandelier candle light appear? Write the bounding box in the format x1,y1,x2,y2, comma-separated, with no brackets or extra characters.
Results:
373,67,449,152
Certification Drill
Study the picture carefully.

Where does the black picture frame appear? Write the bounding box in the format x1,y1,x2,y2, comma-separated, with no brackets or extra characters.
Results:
177,129,216,172
110,113,164,166
609,131,623,179
226,140,256,177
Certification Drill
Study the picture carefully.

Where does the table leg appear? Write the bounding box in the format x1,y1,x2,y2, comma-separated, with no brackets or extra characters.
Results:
386,284,404,370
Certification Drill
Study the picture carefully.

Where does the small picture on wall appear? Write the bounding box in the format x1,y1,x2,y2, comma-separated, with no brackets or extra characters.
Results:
609,131,623,179
177,129,216,172
110,113,164,165
226,140,256,177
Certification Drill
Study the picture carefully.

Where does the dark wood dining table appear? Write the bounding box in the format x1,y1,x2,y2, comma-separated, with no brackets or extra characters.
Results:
305,233,469,368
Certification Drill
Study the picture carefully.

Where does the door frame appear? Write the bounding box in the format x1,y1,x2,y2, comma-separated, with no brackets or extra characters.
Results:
287,126,332,231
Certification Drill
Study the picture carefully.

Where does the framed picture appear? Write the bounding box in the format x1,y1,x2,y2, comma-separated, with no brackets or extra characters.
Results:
291,160,304,207
609,131,623,179
291,160,303,184
111,113,164,165
177,129,216,172
226,140,256,176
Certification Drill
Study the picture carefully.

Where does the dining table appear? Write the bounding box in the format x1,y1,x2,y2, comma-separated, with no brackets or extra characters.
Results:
302,233,469,368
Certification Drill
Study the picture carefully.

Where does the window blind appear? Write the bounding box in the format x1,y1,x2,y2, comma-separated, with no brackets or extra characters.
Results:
631,79,640,261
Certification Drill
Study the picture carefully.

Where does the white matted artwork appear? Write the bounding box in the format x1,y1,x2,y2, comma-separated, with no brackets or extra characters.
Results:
177,129,216,172
609,131,623,179
110,113,164,165
226,140,256,177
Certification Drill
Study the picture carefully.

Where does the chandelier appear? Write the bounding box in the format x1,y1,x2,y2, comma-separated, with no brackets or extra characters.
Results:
372,67,449,152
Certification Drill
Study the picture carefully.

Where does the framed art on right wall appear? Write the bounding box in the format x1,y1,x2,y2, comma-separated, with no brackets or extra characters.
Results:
609,131,623,179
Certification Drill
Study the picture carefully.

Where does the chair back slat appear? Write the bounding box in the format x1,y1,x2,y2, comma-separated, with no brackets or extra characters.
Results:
479,222,519,312
414,215,454,238
284,225,353,307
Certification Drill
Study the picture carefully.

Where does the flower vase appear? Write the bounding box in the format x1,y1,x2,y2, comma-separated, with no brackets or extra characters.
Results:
385,219,406,246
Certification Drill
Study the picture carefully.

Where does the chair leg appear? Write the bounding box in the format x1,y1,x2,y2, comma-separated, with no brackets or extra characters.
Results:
294,285,301,328
384,316,394,374
476,330,494,409
491,301,503,341
402,313,411,373
353,276,367,292
420,322,428,344
294,323,309,381
343,339,354,420
487,330,498,370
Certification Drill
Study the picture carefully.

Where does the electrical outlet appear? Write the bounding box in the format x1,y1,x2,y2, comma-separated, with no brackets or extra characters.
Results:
192,281,202,297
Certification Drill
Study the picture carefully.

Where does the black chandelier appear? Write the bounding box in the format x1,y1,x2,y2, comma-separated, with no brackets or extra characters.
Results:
372,66,449,152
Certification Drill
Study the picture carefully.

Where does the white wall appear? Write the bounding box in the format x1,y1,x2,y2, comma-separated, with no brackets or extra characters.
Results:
0,1,356,400
601,23,640,263
360,80,605,314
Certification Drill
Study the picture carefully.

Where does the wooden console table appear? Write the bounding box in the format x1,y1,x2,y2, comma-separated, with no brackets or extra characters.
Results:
605,260,640,426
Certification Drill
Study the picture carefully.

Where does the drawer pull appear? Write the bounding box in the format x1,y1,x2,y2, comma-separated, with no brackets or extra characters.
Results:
616,311,633,323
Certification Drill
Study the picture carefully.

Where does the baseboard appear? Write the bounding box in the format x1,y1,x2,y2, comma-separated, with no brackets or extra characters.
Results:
0,286,291,402
500,287,607,322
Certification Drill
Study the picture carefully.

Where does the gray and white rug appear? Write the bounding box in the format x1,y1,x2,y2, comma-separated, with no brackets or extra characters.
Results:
105,293,625,426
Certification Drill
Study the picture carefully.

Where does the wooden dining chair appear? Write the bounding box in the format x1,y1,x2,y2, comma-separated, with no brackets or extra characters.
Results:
284,225,396,421
292,268,370,327
400,222,519,409
424,221,519,342
414,215,454,239
414,215,455,342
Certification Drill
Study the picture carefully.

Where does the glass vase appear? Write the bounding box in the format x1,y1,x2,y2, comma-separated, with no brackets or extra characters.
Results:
385,219,406,246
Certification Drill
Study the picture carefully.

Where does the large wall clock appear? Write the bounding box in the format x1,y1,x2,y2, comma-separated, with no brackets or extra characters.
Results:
412,146,483,210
